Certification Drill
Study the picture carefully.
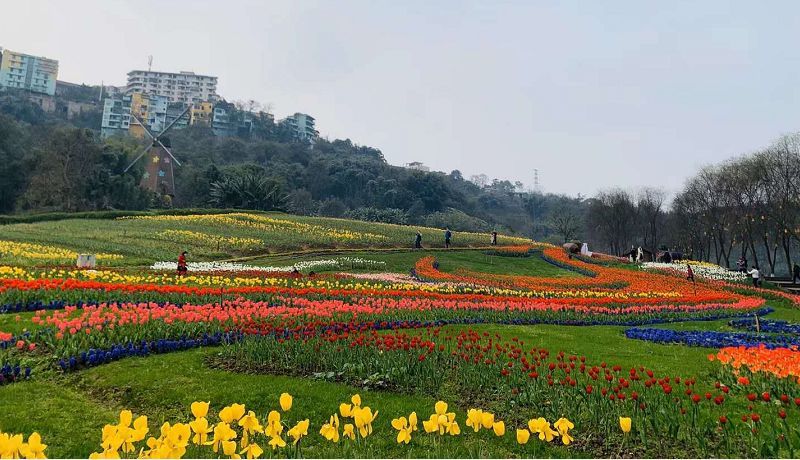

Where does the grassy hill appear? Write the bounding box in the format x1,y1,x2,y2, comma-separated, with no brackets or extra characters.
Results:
0,210,532,266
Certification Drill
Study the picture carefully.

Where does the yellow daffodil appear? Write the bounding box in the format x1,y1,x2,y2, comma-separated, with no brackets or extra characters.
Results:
619,417,632,434
516,428,531,444
279,393,293,412
240,442,264,459
191,401,210,419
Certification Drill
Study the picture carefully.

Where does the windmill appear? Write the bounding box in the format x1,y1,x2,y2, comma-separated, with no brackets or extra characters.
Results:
123,106,191,197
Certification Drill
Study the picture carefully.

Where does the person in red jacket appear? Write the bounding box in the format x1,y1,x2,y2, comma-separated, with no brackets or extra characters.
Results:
177,251,188,276
686,264,694,282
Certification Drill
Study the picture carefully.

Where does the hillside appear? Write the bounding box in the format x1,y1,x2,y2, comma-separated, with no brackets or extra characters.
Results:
0,210,531,266
0,90,586,243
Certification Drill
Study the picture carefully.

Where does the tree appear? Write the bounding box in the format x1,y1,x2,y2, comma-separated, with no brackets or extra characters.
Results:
0,115,28,212
21,128,103,211
550,212,581,243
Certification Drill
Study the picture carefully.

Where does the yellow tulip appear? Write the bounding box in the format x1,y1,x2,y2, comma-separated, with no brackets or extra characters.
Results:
279,393,293,412
516,428,530,444
492,421,505,437
343,423,356,441
191,401,210,419
268,436,286,450
619,417,632,434
189,418,212,445
240,442,264,459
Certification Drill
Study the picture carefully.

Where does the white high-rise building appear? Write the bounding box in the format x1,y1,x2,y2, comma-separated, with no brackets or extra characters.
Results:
280,112,319,144
126,70,218,104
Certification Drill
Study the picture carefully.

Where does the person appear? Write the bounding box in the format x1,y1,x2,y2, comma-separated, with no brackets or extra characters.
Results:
747,265,761,288
793,263,800,285
414,231,423,249
742,257,748,273
686,264,694,282
444,227,452,249
491,231,498,246
410,267,420,281
662,251,672,264
736,257,744,273
177,251,188,276
291,267,301,279
636,246,644,263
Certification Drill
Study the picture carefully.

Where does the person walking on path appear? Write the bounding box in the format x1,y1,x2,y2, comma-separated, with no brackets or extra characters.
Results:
747,265,761,288
177,251,188,276
491,231,498,246
793,263,800,285
444,228,452,249
414,231,423,249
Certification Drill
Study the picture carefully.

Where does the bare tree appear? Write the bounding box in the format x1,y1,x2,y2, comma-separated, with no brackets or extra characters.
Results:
550,211,581,243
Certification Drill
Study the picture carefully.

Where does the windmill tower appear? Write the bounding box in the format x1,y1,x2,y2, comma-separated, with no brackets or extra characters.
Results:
123,106,191,196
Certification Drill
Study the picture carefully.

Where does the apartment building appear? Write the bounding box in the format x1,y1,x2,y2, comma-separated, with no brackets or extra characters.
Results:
0,47,59,95
126,70,218,103
280,112,319,144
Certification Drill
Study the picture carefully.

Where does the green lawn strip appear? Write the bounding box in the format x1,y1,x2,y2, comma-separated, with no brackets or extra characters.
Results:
0,380,117,458
45,348,575,458
248,249,578,278
0,311,36,334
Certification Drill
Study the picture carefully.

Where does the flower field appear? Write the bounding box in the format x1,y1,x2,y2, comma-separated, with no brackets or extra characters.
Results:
1,215,800,458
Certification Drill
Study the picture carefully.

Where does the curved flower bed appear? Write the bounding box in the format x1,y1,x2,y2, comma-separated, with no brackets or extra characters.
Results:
625,327,800,349
729,317,800,334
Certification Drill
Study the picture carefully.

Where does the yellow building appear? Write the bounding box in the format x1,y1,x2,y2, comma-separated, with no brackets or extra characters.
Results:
190,101,213,126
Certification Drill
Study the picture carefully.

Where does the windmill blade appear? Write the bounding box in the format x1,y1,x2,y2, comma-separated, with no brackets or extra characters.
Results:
160,104,192,137
156,138,182,166
129,113,157,141
123,144,151,173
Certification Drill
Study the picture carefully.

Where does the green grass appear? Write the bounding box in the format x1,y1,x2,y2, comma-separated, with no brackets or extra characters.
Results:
0,212,530,267
250,249,578,277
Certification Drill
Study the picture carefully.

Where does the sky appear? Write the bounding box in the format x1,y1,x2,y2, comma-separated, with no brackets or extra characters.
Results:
3,0,800,197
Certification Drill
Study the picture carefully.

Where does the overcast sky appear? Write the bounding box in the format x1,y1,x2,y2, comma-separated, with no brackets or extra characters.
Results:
4,0,799,196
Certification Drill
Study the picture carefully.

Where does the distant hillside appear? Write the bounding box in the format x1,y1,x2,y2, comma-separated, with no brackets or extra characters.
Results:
0,89,587,242
0,210,533,266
